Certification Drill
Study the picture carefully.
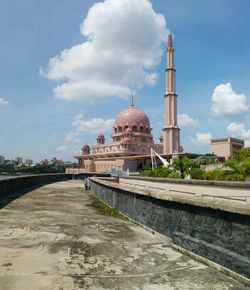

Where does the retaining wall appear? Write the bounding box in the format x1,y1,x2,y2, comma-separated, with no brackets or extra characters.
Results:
0,174,71,197
90,177,250,279
0,172,110,197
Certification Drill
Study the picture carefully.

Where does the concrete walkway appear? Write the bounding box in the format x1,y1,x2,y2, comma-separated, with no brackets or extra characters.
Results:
0,180,248,290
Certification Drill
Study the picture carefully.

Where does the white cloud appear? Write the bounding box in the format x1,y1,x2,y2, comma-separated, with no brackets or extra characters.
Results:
227,122,250,146
211,82,249,116
44,0,167,102
73,114,115,134
227,122,250,139
65,132,77,143
56,113,115,157
0,98,9,106
56,145,68,153
178,114,198,127
191,132,212,146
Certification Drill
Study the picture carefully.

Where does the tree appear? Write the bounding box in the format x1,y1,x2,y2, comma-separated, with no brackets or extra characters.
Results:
172,157,199,178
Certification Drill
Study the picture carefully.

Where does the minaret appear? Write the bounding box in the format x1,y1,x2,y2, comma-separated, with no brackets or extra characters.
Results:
131,90,134,107
162,34,180,155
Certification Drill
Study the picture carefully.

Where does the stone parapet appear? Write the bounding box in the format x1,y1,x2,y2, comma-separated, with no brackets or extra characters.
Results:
90,176,250,280
0,174,71,197
0,173,110,197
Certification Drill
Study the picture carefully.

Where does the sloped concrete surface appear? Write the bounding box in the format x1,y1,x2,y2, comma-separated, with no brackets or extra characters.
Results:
0,180,248,290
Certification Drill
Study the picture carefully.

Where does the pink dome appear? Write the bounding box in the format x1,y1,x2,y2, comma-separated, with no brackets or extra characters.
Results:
97,133,105,139
121,138,131,144
82,144,90,150
115,107,150,129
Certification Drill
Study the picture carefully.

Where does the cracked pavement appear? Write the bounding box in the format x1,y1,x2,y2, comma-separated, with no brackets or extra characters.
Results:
0,180,248,290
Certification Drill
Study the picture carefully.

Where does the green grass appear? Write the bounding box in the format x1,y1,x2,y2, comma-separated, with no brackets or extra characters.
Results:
90,194,127,220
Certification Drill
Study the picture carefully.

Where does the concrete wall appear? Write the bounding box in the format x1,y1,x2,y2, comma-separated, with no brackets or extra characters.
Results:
0,173,110,197
0,174,71,197
90,177,250,279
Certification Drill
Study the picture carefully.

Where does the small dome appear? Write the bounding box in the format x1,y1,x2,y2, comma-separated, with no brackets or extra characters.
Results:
115,107,150,129
82,144,90,150
125,128,133,133
121,138,131,144
97,133,105,139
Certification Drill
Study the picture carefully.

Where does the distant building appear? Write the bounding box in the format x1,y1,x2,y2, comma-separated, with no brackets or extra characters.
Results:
0,155,4,164
6,159,16,165
15,157,22,164
40,159,49,166
210,137,244,160
25,159,33,166
51,158,64,166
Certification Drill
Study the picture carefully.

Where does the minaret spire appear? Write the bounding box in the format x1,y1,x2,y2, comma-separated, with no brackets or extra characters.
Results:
162,33,180,154
168,34,173,48
130,90,134,107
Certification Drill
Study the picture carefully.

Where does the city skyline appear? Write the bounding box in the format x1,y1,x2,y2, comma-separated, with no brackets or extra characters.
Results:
1,0,250,162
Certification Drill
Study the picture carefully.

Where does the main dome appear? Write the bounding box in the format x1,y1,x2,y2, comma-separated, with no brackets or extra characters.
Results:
114,107,150,128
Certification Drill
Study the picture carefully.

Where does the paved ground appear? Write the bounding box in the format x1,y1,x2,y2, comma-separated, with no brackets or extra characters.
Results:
0,180,248,290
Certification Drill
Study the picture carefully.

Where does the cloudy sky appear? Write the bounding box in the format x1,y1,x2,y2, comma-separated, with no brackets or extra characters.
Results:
1,0,250,162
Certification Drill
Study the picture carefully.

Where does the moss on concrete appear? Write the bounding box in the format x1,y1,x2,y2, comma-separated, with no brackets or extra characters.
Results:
90,194,127,220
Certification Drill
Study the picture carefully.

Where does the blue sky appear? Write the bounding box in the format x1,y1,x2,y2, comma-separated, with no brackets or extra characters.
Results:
1,0,250,162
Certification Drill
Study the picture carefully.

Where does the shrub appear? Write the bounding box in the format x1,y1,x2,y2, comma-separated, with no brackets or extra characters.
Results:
204,169,222,180
189,167,204,180
141,152,250,182
218,171,245,181
168,170,182,179
141,166,177,178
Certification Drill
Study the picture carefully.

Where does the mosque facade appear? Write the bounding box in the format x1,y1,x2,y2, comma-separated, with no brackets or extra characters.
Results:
74,34,181,173
76,104,163,172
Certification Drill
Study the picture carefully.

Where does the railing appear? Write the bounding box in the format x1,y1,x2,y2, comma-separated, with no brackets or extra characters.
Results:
164,189,249,203
169,189,195,195
120,179,250,203
127,182,165,191
200,194,248,202
65,168,86,174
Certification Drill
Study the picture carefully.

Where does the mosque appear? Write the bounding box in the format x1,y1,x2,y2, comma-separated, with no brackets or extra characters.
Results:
74,34,182,173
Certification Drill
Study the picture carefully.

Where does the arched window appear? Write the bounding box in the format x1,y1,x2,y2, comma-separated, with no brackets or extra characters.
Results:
132,126,137,132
